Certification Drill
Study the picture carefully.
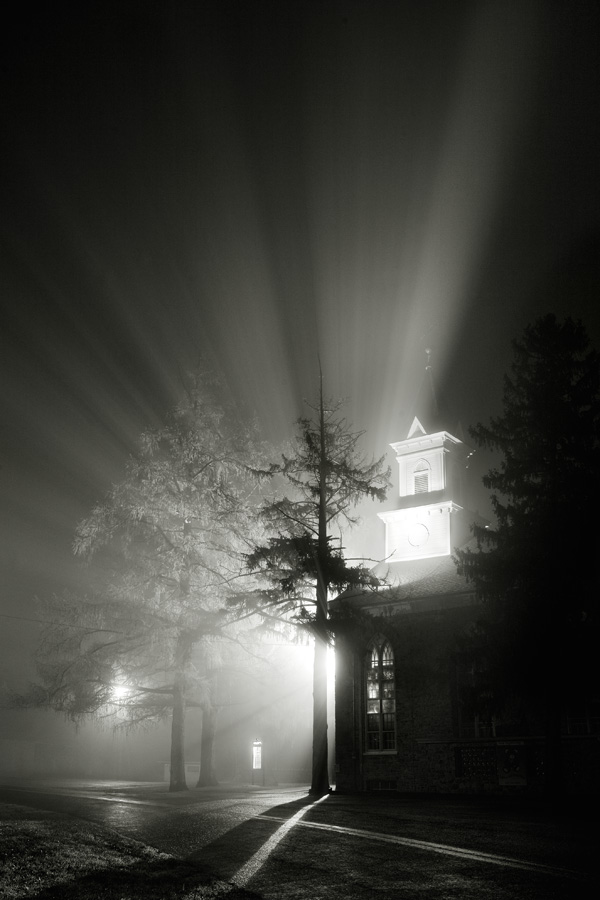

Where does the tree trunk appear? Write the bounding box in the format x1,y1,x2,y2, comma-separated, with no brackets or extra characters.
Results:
197,703,219,786
169,680,188,792
310,377,330,796
311,627,329,795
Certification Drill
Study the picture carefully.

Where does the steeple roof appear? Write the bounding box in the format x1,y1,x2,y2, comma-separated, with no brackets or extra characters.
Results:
407,416,427,438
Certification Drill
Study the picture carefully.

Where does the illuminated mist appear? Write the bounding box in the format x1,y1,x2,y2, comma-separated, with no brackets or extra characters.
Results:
1,2,599,775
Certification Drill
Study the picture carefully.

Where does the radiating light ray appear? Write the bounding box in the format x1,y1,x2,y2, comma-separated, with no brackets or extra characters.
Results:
403,2,540,372
1,3,594,776
295,3,541,464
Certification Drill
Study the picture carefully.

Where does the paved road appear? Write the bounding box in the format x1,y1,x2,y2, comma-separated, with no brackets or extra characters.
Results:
0,779,595,899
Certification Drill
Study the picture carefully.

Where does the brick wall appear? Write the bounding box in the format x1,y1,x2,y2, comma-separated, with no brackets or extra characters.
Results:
335,604,473,792
334,600,598,795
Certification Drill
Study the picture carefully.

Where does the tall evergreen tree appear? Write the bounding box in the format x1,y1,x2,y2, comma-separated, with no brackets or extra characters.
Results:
21,372,263,791
456,315,600,790
244,383,390,795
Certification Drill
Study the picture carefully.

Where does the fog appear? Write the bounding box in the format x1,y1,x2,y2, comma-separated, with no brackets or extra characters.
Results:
1,1,598,790
0,642,315,787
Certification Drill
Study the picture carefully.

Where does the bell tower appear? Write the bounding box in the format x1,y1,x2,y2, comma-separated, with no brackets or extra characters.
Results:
376,345,483,579
378,415,475,566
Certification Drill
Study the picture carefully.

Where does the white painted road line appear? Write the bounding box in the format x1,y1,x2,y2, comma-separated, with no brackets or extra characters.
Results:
256,815,586,881
232,796,329,887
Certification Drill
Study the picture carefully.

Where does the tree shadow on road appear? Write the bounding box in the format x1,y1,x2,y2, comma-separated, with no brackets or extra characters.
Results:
187,793,322,884
29,797,319,899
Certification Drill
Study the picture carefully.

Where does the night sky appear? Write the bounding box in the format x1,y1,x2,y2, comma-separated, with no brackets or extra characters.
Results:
1,1,599,684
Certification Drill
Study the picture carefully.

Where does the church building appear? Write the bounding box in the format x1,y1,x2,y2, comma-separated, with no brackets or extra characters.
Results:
331,381,598,795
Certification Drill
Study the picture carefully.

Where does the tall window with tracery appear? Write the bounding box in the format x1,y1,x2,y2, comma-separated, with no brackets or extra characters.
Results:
365,639,396,750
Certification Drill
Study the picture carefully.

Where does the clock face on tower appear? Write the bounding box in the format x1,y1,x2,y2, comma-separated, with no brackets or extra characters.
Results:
407,523,429,547
379,508,451,561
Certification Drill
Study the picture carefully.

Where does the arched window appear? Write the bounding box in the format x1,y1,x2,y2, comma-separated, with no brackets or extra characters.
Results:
413,459,430,494
365,639,396,750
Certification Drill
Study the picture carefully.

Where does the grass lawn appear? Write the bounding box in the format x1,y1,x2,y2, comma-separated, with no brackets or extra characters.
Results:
0,802,259,899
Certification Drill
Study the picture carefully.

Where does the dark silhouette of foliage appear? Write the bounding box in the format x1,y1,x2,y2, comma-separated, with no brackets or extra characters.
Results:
239,384,390,794
455,315,600,788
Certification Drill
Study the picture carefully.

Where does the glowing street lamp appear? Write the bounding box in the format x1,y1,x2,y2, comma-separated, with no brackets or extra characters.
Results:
111,682,131,719
111,684,129,701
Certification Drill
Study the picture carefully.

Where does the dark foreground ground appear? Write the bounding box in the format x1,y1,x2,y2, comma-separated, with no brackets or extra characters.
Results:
0,779,597,899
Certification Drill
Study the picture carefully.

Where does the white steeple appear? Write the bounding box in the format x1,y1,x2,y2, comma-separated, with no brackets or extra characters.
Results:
378,421,473,565
377,352,476,576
